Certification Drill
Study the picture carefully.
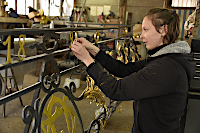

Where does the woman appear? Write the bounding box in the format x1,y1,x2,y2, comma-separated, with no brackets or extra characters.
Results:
71,8,196,133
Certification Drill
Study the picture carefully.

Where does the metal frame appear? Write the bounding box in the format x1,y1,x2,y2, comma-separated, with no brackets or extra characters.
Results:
0,24,134,133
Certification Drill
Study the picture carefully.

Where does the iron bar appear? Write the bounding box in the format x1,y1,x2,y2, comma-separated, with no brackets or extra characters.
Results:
93,33,133,45
10,67,24,106
0,64,81,106
0,82,41,106
60,64,81,76
0,33,133,71
64,21,134,27
3,68,7,117
0,25,132,36
0,48,70,71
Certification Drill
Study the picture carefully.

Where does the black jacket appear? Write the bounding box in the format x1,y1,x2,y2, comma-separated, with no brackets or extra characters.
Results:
86,41,196,133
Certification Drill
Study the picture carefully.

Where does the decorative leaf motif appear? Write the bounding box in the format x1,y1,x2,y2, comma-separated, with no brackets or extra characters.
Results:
83,76,109,130
41,94,77,133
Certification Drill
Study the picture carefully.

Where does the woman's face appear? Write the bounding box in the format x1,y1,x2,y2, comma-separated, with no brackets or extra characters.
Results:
140,16,165,50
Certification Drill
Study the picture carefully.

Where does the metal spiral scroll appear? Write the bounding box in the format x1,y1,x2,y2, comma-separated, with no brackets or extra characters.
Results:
22,87,85,133
22,98,40,133
40,57,61,93
29,33,61,93
40,33,59,54
29,33,59,54
21,55,85,132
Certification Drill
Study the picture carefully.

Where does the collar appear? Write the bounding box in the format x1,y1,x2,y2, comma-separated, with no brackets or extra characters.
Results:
148,41,191,57
148,44,169,56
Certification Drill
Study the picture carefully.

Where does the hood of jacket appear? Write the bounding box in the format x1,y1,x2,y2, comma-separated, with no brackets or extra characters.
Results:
149,41,196,81
149,41,191,57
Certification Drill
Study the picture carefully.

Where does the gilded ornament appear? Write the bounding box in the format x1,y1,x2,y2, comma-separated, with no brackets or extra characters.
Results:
41,94,77,133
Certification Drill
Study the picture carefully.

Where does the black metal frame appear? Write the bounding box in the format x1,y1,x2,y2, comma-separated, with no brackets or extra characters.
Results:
0,24,135,133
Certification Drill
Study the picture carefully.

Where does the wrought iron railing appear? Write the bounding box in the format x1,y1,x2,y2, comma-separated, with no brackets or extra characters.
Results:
0,23,137,133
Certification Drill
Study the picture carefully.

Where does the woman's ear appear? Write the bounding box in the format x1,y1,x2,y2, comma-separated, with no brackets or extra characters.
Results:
159,25,168,36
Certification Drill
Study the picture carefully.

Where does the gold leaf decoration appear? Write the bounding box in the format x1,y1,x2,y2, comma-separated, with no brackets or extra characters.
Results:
41,94,77,133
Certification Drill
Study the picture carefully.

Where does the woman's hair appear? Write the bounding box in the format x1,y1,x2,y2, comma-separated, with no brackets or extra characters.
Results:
145,8,180,44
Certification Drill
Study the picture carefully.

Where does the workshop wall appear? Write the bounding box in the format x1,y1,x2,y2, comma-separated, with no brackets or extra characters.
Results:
126,0,166,24
78,0,120,22
78,0,166,24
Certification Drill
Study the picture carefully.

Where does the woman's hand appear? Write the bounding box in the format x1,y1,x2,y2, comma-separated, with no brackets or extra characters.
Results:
75,38,100,56
71,40,94,67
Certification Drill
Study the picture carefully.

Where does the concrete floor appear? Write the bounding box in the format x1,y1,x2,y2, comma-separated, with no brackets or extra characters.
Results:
0,64,134,133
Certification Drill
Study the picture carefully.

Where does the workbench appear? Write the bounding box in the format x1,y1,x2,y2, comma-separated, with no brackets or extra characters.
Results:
0,17,29,29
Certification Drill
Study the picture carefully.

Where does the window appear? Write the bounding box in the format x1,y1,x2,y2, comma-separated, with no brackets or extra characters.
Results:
50,0,61,16
17,0,25,14
63,0,74,16
40,0,74,16
26,0,34,15
6,0,74,16
17,0,34,15
171,0,198,8
6,0,16,12
40,0,49,16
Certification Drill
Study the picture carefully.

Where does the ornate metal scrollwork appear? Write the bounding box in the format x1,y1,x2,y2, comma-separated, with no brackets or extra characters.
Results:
83,76,109,131
41,33,59,54
22,98,40,133
23,31,83,132
29,33,59,54
83,76,105,106
32,33,61,93
81,39,140,131
121,42,129,64
21,29,140,133
41,94,77,133
116,39,140,63
22,87,85,133
39,57,61,93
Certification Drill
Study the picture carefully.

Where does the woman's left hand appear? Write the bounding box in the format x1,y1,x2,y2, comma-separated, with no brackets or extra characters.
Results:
71,40,94,67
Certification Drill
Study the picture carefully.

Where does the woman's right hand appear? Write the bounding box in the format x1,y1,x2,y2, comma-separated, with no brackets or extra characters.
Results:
75,37,100,56
71,39,94,67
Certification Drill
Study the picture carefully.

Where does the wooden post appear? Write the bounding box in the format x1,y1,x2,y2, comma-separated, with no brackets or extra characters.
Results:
15,0,17,11
74,0,78,7
60,0,63,17
120,0,126,24
1,0,5,17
